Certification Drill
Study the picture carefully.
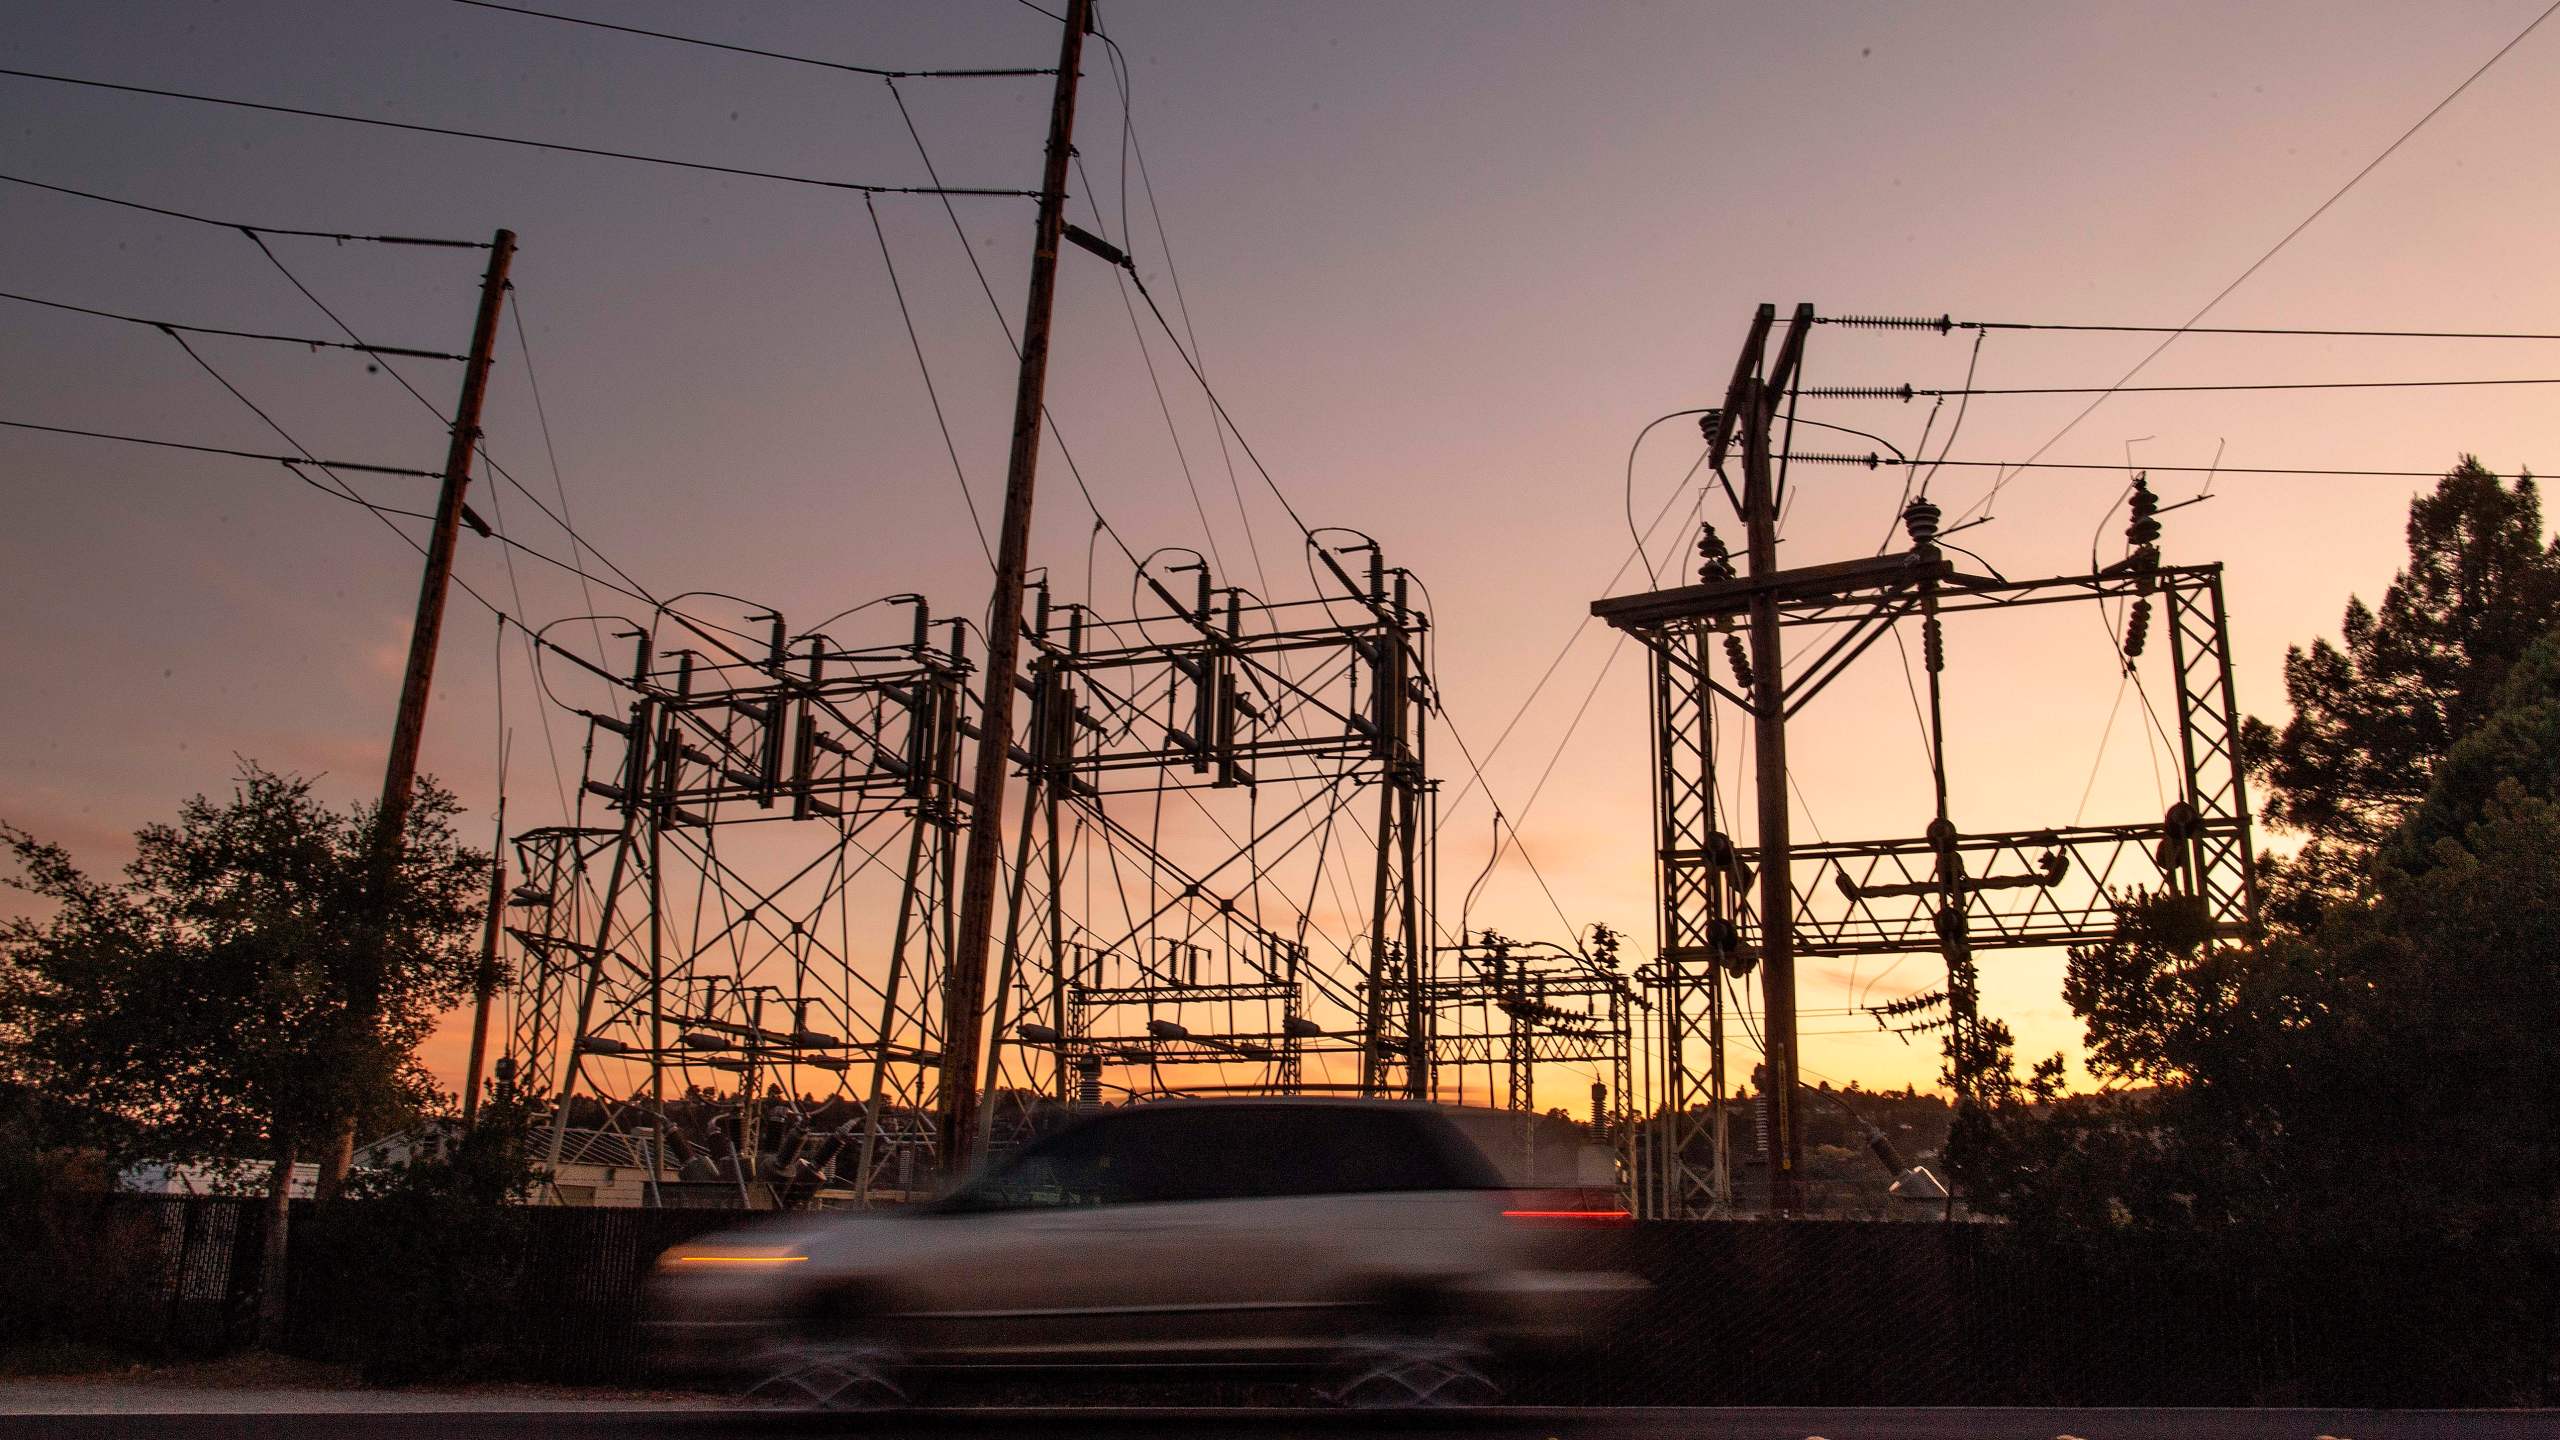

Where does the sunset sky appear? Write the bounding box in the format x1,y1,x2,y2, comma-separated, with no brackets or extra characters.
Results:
7,1,2559,1111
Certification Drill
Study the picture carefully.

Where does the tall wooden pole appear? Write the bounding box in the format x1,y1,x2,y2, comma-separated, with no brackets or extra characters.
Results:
379,228,518,882
319,228,516,1199
1740,302,1813,1213
460,798,506,1129
938,0,1091,1180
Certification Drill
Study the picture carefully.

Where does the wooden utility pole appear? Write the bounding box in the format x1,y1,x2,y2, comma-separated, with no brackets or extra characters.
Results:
460,797,506,1129
938,0,1092,1179
318,227,516,1198
1734,302,1813,1213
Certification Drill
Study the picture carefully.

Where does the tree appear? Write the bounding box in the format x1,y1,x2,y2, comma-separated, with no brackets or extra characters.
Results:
1957,636,2560,1237
2246,458,2560,925
0,762,483,1340
1957,462,2560,1244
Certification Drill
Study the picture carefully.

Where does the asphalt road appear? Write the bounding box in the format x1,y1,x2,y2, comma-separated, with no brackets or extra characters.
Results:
4,1409,2553,1440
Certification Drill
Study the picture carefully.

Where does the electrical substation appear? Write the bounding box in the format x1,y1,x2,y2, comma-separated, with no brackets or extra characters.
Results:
6,1,2316,1221
484,305,2262,1216
1594,305,2258,1216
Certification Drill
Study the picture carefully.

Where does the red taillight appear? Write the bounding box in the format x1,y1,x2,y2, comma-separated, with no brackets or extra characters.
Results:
1502,1208,1632,1225
1501,1188,1631,1225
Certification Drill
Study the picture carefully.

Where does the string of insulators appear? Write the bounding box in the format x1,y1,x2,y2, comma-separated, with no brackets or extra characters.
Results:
2123,472,2162,666
2126,472,2163,551
1697,522,1736,583
1801,383,1917,401
1911,500,1949,672
1870,989,1946,1019
1822,313,1957,334
1724,633,1754,694
1790,450,1890,469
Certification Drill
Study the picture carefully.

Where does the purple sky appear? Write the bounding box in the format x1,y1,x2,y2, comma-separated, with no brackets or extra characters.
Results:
7,1,2559,1101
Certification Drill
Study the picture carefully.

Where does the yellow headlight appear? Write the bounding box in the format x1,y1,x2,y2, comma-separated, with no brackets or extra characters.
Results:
659,1245,809,1269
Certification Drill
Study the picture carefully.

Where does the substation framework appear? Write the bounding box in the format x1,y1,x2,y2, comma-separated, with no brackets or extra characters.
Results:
506,600,974,1202
1597,303,2261,1219
495,544,1636,1202
980,551,1435,1116
1424,933,1637,1178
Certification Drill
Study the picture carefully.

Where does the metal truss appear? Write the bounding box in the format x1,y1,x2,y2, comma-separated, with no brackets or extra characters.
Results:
1601,546,2261,1216
1633,627,1748,1219
517,601,972,1203
978,547,1436,1118
502,543,1461,1204
1421,935,1635,1189
499,824,620,1099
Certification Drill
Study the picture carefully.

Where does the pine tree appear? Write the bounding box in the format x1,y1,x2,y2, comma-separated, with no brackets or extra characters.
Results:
2247,458,2560,922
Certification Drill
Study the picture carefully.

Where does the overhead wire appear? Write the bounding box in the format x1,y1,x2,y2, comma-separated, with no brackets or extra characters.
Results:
235,230,694,639
463,295,592,834
1818,374,2560,398
442,0,1056,78
881,75,1143,574
1942,0,2560,524
0,68,1041,197
1073,153,1228,578
1781,453,2540,481
0,289,465,360
1915,332,1983,501
0,170,488,246
1104,216,1594,958
1445,461,1703,824
504,289,614,691
0,418,439,478
463,362,564,828
1824,314,2560,342
1081,34,1377,978
882,23,1466,994
1098,21,1271,601
95,258,695,657
861,192,998,570
149,325,514,630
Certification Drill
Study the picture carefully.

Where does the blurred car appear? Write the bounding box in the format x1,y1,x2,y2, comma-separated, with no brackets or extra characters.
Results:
647,1097,1641,1408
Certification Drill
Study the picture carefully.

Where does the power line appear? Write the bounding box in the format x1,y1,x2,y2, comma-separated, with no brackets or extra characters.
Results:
0,418,441,478
1824,314,2560,342
880,75,1144,573
444,0,1054,79
1811,375,2560,399
0,170,487,246
146,326,521,629
1124,272,1318,543
504,290,609,664
0,68,1040,197
1101,24,1270,603
0,289,465,360
237,230,677,630
236,230,778,658
11,182,669,653
1444,464,1705,822
1782,451,2533,481
1074,155,1228,580
1092,188,1581,949
862,192,997,570
1944,0,2560,522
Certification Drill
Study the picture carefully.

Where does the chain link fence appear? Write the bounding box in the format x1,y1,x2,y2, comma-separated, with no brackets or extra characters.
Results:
17,1194,2553,1403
